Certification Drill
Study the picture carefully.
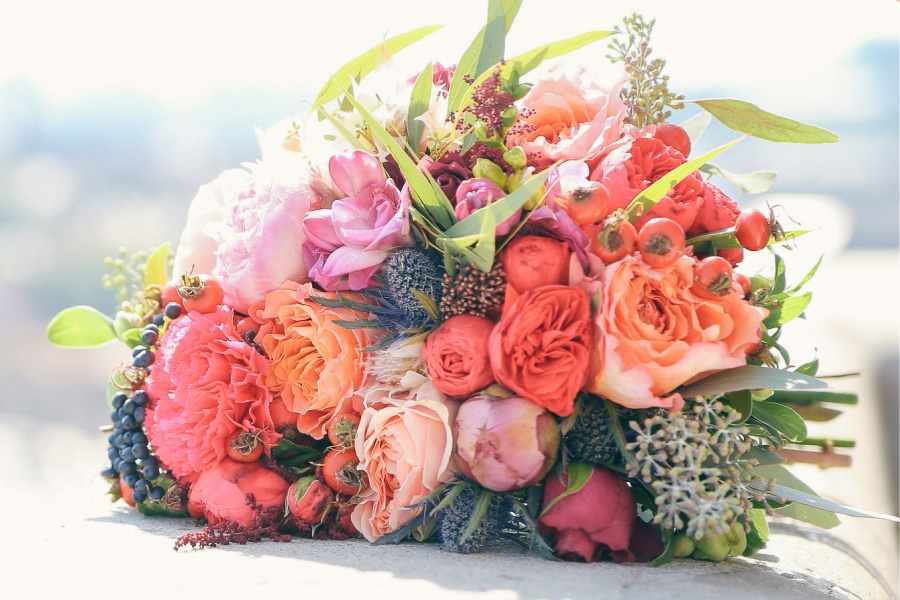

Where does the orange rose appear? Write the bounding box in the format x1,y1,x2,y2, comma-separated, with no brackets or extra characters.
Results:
489,285,592,417
351,399,457,541
249,280,381,439
499,235,571,295
423,314,495,398
585,254,767,409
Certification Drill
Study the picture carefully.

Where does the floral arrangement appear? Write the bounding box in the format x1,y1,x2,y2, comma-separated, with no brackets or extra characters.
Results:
49,2,887,565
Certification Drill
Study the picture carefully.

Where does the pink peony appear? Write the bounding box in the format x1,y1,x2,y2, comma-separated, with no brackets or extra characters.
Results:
302,150,415,290
538,465,643,563
454,393,560,492
145,306,279,480
585,254,767,409
507,68,626,171
187,459,290,527
352,399,457,541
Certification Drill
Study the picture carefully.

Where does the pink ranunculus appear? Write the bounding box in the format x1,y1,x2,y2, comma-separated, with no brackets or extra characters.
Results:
423,314,495,398
187,459,290,527
211,163,320,314
454,178,519,236
454,392,560,492
302,150,415,290
352,399,457,542
507,67,626,171
538,465,642,563
589,135,705,232
585,254,768,410
146,306,279,481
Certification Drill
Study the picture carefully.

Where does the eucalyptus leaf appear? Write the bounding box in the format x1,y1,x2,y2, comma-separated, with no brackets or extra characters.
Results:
676,365,829,397
723,389,753,423
407,62,433,151
539,462,593,516
751,400,807,442
743,445,786,466
700,162,776,194
680,111,712,148
47,305,117,348
764,292,812,329
690,99,839,144
768,389,858,406
314,25,443,107
794,358,819,377
743,508,769,556
142,242,171,288
752,465,840,528
501,31,614,80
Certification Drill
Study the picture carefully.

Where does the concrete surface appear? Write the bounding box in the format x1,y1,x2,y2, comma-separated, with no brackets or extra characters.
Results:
1,246,897,599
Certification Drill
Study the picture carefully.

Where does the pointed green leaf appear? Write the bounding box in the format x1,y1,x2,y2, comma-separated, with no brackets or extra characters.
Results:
777,255,823,298
744,446,787,466
142,242,171,288
772,253,787,295
690,99,838,144
751,400,807,442
700,162,776,194
540,462,593,516
407,62,433,152
459,486,493,545
501,31,614,80
768,389,858,406
764,292,812,328
743,508,769,556
794,358,819,377
443,169,549,238
753,465,843,528
724,389,753,423
47,306,117,348
649,532,677,567
625,137,744,221
676,365,829,397
680,111,712,148
309,104,369,150
314,25,443,107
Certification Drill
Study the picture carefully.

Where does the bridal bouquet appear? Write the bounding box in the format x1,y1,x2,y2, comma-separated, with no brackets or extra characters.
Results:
49,2,874,564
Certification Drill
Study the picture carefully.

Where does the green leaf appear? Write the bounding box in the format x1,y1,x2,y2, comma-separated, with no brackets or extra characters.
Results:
120,328,144,348
443,169,549,239
743,445,787,466
689,99,839,144
309,104,369,151
768,389,858,406
776,255,822,299
752,465,845,528
142,242,171,288
676,365,829,397
407,62,433,152
270,438,322,468
47,305,117,348
501,31,614,80
751,400,807,442
742,508,769,556
764,292,812,328
459,487,493,545
794,358,819,377
649,532,677,567
680,111,712,148
772,253,787,295
540,462,593,516
699,162,776,195
314,25,443,107
625,137,744,221
723,389,753,423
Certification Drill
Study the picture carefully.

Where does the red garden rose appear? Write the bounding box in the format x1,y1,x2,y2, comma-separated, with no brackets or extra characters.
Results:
146,305,279,481
499,234,571,295
489,285,591,417
423,314,495,398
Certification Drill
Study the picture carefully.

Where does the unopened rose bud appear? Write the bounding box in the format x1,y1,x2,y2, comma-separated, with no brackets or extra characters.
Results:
472,158,507,188
286,476,334,524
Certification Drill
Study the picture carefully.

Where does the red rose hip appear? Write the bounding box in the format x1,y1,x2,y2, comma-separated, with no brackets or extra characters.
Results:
637,218,685,269
691,256,734,299
653,123,691,157
734,208,770,251
594,214,638,264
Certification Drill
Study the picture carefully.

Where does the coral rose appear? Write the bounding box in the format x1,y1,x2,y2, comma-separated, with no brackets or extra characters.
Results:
685,181,741,236
585,254,767,409
146,306,278,481
249,280,381,440
423,314,495,398
187,459,290,527
352,399,457,541
507,67,626,171
499,235,571,295
489,285,592,417
539,465,646,563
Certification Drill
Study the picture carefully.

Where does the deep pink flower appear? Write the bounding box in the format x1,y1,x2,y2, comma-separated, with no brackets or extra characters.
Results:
454,393,560,492
454,178,518,235
187,459,290,527
686,181,741,236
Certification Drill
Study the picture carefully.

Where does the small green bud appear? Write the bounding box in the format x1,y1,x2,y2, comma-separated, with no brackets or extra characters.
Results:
472,159,507,188
502,146,527,171
672,534,695,558
501,106,518,129
472,120,489,141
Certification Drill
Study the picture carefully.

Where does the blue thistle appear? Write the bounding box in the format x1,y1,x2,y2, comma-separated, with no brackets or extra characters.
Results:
439,484,515,553
380,248,444,328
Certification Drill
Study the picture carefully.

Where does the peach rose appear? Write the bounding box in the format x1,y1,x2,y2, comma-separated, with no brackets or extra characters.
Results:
507,67,626,171
499,235,571,296
489,285,592,417
249,280,381,439
585,254,768,409
351,399,457,541
423,314,495,398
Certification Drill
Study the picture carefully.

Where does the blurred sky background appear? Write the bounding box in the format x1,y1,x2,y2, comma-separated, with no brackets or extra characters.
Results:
0,0,897,442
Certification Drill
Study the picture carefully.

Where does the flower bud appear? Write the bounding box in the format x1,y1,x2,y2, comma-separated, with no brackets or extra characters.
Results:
472,158,507,188
286,476,334,524
454,392,560,491
114,310,143,338
501,106,518,129
691,523,747,561
503,146,527,171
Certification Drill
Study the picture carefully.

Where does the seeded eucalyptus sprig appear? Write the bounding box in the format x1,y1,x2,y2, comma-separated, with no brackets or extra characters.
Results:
608,13,685,129
102,247,150,302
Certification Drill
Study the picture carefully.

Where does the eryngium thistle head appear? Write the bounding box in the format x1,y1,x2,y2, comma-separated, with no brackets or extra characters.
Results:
381,248,444,327
439,485,514,553
565,396,622,466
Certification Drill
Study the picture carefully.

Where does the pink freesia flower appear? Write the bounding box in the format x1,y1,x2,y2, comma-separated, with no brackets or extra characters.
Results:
302,149,414,290
145,306,279,480
454,178,518,236
585,254,767,410
187,459,290,527
454,393,560,492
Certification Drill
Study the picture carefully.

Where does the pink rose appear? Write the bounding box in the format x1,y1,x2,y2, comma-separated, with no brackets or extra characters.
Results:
585,254,768,409
146,306,279,481
538,465,643,563
507,69,626,171
454,393,560,492
352,399,457,541
187,459,290,527
423,314,495,398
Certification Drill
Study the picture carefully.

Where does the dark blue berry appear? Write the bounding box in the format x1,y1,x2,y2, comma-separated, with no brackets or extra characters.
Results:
134,478,151,493
131,390,149,406
142,464,160,479
100,468,117,480
132,444,149,460
119,461,137,476
140,329,159,346
143,456,159,468
108,432,118,446
164,303,182,319
121,415,137,430
132,345,147,358
133,407,146,424
119,446,135,462
133,350,155,368
107,446,119,461
152,314,165,327
131,489,147,504
123,473,140,488
113,433,126,448
111,392,127,409
122,400,136,415
110,408,120,422
149,486,165,501
132,432,147,446
112,457,122,472
123,431,134,445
